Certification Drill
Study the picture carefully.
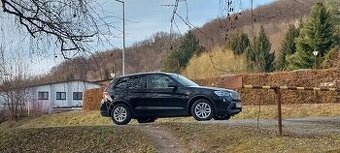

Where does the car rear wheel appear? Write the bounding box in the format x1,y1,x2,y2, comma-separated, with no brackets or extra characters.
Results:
111,103,131,125
136,117,156,123
213,114,231,120
191,99,214,121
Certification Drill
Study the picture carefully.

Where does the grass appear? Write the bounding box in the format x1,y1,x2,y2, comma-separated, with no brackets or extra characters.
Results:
159,123,340,153
1,103,340,152
0,111,156,153
157,103,340,123
2,103,339,128
0,126,156,153
182,47,247,80
235,103,340,119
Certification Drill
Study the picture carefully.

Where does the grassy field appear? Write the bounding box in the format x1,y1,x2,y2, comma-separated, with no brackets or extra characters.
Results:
159,123,340,153
2,103,340,128
0,126,155,153
1,103,340,152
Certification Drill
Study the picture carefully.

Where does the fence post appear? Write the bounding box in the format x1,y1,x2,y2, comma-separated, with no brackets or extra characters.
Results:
274,87,283,136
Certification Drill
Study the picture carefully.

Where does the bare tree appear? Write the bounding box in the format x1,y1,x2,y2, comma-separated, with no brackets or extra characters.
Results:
0,76,32,120
0,0,119,58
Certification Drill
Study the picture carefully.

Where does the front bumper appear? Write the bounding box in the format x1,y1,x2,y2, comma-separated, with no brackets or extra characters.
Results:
215,97,242,116
100,99,110,117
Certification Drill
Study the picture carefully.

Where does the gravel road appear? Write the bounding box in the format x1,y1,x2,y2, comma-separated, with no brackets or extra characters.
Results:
209,116,340,135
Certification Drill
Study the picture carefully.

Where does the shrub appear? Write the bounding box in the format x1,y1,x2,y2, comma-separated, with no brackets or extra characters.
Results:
83,87,105,111
195,68,340,105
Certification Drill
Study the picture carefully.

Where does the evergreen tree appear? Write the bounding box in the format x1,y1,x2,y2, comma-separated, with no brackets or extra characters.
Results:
162,30,201,73
288,3,335,69
252,26,275,72
228,32,250,55
276,25,299,70
244,26,274,72
325,0,340,45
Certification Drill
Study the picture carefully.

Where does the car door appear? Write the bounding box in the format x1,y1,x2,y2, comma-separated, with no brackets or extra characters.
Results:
146,74,187,117
126,75,156,116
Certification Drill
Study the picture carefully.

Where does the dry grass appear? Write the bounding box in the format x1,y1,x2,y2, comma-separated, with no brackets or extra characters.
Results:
182,47,247,80
157,103,340,123
0,126,156,153
0,111,156,153
1,103,340,153
160,123,340,153
2,103,339,128
235,103,340,119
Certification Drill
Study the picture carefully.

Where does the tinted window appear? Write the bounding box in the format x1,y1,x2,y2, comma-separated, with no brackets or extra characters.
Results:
169,74,199,87
114,76,146,89
148,75,174,89
115,77,129,89
127,76,146,89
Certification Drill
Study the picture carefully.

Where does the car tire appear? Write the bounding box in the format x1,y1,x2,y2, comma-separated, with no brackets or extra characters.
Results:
213,114,231,120
191,99,214,121
137,117,156,123
111,103,131,125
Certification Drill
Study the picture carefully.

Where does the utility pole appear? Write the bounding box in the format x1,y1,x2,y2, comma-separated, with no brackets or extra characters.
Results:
114,0,126,76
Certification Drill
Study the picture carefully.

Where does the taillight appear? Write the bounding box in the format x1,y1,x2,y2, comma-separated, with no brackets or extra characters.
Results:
103,91,109,99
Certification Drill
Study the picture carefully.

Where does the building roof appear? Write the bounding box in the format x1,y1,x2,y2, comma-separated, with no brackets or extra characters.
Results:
26,79,99,88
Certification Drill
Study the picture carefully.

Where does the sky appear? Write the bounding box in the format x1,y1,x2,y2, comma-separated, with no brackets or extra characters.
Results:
0,0,273,76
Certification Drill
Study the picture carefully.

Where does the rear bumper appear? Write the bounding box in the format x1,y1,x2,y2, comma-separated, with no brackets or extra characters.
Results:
100,100,110,117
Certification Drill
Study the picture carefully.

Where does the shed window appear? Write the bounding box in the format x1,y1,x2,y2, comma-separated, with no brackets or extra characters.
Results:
38,92,49,100
73,92,82,100
56,92,66,100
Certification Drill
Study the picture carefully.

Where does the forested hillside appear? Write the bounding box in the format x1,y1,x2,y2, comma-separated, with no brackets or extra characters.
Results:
40,0,316,82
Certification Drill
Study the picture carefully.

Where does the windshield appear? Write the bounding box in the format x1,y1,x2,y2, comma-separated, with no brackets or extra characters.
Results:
170,74,199,87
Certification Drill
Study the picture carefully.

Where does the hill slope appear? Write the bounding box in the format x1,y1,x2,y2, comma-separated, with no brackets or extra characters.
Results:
41,0,313,82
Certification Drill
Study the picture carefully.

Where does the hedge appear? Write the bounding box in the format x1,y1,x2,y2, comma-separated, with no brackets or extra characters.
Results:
196,69,340,105
83,87,105,111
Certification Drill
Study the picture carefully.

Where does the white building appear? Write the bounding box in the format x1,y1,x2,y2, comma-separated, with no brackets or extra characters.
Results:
0,80,100,113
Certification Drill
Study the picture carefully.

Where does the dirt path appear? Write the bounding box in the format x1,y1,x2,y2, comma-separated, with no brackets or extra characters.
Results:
138,124,184,153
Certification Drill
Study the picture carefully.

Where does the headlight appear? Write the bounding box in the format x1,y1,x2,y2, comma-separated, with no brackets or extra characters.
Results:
214,91,240,100
214,91,231,97
230,92,240,100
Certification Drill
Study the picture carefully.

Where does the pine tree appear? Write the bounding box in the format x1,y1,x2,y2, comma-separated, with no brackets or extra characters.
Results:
162,30,201,73
288,3,335,69
276,25,299,70
228,32,250,55
252,26,275,72
325,0,340,45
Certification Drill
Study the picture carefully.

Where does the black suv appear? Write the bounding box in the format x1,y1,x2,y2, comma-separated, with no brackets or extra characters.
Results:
100,72,241,125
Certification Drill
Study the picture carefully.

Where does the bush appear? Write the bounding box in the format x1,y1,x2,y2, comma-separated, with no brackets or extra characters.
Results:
0,110,7,124
83,88,105,111
195,68,340,105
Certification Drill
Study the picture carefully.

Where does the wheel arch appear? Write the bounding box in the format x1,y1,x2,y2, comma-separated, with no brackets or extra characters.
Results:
108,101,134,117
187,95,216,115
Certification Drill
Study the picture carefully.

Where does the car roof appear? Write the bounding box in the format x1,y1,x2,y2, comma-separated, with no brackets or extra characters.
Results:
115,72,177,80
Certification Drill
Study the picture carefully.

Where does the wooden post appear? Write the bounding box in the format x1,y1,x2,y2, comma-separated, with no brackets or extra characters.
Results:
274,87,283,136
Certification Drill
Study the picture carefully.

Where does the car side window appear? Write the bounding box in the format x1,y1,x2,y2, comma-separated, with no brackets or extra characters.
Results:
148,75,174,89
115,78,129,89
127,76,146,89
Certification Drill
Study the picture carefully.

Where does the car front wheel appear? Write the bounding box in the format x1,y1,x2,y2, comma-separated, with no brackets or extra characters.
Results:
111,103,131,125
191,99,214,121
